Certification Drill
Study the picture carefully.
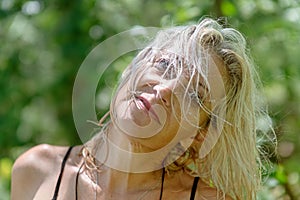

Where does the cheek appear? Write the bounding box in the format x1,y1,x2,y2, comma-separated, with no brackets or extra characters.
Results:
174,99,211,143
177,99,201,127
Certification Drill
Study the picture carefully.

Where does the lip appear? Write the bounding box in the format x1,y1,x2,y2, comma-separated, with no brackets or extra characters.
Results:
135,95,161,125
137,96,151,110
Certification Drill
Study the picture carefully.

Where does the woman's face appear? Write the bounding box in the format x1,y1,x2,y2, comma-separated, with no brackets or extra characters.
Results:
112,50,223,150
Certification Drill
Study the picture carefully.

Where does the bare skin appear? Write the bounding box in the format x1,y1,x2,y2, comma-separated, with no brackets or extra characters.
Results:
11,39,233,200
11,144,230,200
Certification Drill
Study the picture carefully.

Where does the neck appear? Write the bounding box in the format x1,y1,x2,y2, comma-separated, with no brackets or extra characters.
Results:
109,124,155,153
93,123,173,173
97,165,164,194
91,123,173,194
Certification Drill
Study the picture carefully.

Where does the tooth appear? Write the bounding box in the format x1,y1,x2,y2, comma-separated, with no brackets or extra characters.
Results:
134,99,141,109
136,100,143,110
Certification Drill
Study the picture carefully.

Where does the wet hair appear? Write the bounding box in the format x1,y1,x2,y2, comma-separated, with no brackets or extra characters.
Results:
83,18,276,199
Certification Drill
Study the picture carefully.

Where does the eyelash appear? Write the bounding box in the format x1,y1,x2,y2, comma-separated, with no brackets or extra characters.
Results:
155,58,180,80
156,58,170,71
189,92,203,104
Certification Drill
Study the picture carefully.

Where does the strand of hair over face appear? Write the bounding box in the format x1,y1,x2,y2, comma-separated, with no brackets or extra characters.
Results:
144,18,276,199
82,18,276,200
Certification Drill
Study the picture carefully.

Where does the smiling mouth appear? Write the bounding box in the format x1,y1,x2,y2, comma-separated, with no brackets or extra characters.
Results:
134,95,161,125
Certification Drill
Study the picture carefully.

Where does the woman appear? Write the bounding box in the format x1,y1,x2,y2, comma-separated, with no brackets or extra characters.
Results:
11,18,274,200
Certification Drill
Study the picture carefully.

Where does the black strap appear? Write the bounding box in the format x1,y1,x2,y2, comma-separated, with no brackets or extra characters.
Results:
51,146,74,200
75,162,84,200
159,169,199,200
159,167,166,200
190,177,200,200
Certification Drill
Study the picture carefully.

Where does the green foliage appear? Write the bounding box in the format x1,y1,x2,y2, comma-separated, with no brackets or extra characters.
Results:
1,0,300,199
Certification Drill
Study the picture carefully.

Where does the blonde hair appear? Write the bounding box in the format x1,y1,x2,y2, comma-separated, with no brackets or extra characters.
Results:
83,18,276,199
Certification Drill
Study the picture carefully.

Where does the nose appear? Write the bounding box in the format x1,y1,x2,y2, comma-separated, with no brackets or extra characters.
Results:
153,84,172,107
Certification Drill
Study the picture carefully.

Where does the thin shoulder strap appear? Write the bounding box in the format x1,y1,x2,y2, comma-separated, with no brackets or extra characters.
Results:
51,146,74,200
190,177,200,200
75,162,84,200
159,167,166,200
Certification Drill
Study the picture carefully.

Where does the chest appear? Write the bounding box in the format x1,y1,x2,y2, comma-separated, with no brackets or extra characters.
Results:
32,166,206,200
77,188,197,200
32,177,198,200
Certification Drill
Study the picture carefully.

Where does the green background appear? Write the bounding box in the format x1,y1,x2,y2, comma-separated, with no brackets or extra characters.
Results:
1,0,300,199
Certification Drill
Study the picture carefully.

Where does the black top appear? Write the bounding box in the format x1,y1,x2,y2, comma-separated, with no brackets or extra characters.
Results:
51,147,200,200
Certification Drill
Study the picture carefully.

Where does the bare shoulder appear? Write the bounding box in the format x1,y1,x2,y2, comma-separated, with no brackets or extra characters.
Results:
11,144,73,200
12,144,67,174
